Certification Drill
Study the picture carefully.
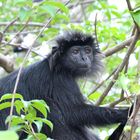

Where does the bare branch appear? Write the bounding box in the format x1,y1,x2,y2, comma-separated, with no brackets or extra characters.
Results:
3,18,18,34
88,67,118,97
1,18,30,48
104,36,135,57
126,0,140,31
109,94,134,108
0,22,44,27
1,41,45,58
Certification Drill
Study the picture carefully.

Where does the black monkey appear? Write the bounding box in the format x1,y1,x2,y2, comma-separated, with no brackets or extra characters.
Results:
0,31,128,140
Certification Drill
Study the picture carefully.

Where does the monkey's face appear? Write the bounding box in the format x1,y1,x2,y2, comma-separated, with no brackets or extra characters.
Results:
61,45,96,75
54,31,104,77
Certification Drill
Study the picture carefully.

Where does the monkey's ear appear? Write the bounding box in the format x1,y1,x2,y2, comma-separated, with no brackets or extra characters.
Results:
49,46,60,70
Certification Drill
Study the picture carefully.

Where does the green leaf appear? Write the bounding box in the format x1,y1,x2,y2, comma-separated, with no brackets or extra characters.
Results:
14,0,26,4
112,10,121,18
39,5,56,17
19,7,31,21
28,106,37,117
33,121,43,132
35,117,53,131
43,1,69,14
9,125,24,132
25,113,35,122
0,131,18,140
117,74,130,90
41,119,53,131
53,14,70,22
0,102,11,110
14,100,24,115
35,133,47,140
132,8,140,27
6,116,25,126
105,10,111,20
0,93,23,102
14,0,32,6
22,100,31,110
124,125,131,131
31,100,49,118
26,135,34,140
44,28,59,37
27,133,47,140
37,100,50,112
136,127,140,133
88,92,101,101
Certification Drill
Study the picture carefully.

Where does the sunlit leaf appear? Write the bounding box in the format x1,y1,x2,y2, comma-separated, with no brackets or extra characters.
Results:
0,93,23,102
35,117,53,131
31,100,49,118
132,8,140,26
14,100,24,115
0,131,18,140
6,115,25,126
19,7,32,21
0,102,11,110
33,121,43,132
43,1,69,14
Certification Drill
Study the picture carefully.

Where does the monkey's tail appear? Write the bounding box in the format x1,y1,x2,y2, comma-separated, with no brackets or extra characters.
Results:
108,123,126,140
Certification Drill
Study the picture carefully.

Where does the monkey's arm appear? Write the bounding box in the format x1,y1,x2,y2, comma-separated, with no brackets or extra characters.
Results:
68,104,128,127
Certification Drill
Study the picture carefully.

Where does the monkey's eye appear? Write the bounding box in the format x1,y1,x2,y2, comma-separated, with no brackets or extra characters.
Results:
72,49,79,54
85,47,92,54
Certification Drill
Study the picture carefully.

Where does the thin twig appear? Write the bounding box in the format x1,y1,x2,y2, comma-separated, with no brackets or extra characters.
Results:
109,95,133,108
94,13,99,49
1,18,30,48
8,0,71,129
0,22,44,27
109,58,130,107
29,123,39,140
126,0,139,31
104,36,135,57
88,67,118,97
1,41,45,58
3,17,18,34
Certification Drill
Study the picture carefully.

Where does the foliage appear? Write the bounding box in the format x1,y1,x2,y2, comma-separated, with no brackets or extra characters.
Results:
0,0,140,139
0,131,18,140
0,93,52,140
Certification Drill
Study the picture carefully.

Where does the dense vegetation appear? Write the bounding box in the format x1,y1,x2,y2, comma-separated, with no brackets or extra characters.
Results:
0,0,140,140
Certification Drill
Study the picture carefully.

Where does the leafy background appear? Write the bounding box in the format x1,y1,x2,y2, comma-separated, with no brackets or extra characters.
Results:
0,0,140,140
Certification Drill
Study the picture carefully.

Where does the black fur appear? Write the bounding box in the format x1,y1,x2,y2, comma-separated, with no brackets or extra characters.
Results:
0,31,128,140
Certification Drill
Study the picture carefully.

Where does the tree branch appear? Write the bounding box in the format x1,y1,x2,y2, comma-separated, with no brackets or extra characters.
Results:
0,22,44,27
104,36,135,57
88,67,118,97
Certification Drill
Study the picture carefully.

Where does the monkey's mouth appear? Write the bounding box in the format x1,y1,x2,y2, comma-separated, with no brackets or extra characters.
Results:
79,64,90,69
79,67,88,69
78,66,91,71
